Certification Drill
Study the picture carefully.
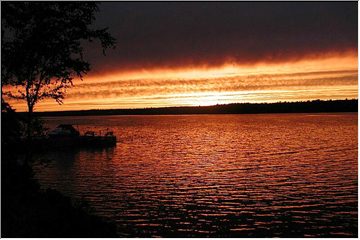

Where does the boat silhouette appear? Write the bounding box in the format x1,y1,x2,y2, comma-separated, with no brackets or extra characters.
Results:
33,124,117,150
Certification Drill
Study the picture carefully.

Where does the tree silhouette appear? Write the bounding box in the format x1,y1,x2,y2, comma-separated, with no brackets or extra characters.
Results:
2,2,115,137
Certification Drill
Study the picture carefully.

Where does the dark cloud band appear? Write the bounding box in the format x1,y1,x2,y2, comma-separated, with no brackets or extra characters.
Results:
85,2,357,72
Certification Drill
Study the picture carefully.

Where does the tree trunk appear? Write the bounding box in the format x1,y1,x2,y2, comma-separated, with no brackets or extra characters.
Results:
24,103,34,165
27,104,34,140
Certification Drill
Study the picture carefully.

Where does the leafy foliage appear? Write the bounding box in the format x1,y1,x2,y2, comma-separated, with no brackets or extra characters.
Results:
2,2,115,111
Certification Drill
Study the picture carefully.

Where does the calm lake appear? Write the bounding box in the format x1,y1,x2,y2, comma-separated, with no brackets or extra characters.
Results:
33,113,358,237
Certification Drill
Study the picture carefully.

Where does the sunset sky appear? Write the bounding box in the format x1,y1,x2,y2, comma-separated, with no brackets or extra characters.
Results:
6,2,358,112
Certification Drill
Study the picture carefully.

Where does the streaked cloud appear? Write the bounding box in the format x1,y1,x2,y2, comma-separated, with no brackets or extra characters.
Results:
5,55,357,111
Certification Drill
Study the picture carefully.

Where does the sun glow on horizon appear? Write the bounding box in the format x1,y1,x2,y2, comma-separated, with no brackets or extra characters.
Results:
4,53,358,112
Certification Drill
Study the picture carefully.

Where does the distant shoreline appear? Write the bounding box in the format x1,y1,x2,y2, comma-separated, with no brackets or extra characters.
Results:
29,99,358,117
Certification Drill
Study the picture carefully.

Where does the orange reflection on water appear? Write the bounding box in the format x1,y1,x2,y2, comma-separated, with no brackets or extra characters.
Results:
33,113,358,237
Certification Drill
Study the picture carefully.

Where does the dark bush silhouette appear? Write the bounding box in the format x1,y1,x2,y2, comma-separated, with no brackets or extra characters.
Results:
2,154,118,237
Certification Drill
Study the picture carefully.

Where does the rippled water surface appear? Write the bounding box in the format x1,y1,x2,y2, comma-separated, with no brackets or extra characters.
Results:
33,113,358,237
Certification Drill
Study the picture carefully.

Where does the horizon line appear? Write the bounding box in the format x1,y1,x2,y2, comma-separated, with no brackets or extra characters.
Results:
24,98,359,114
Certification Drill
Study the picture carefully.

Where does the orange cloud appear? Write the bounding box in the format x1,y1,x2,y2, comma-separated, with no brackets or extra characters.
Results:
4,53,358,112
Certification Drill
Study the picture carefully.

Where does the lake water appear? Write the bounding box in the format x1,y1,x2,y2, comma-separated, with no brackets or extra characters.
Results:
33,113,358,237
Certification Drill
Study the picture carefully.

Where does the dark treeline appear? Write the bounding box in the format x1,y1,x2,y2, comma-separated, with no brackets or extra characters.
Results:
34,99,358,117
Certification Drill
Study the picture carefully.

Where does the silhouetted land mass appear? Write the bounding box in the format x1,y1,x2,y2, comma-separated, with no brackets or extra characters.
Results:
33,99,357,117
3,160,118,237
